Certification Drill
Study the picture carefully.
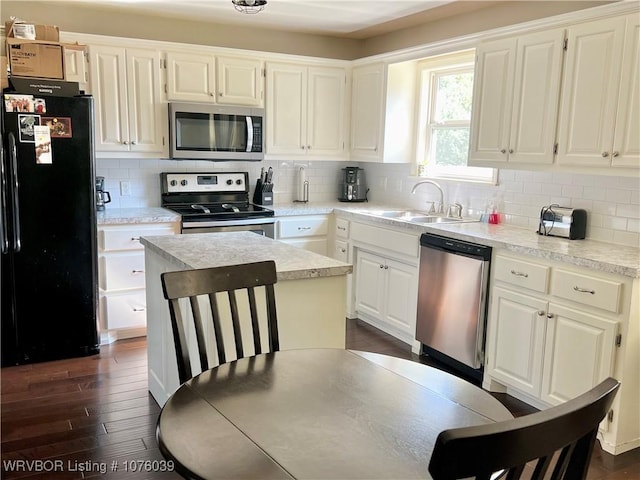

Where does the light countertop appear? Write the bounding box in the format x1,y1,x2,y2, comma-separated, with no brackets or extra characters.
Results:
97,207,180,225
99,204,639,278
140,231,352,281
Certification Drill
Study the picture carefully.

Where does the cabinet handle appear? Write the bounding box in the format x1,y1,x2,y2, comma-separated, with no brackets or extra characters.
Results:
132,307,146,312
573,286,595,295
500,148,507,154
209,92,214,96
546,313,554,319
123,141,129,145
510,270,529,278
602,151,610,158
612,151,619,157
297,226,312,231
307,145,311,149
131,141,137,145
339,248,346,253
301,146,306,150
379,265,384,269
537,311,545,316
131,237,141,241
337,226,346,231
132,269,144,274
509,149,514,154
384,265,389,270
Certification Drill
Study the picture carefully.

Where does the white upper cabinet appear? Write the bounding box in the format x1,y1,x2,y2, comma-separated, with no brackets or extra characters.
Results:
216,56,263,106
165,51,216,103
350,62,416,163
350,63,385,160
556,13,639,169
89,45,165,155
64,45,88,85
165,52,264,106
266,62,347,159
469,29,564,166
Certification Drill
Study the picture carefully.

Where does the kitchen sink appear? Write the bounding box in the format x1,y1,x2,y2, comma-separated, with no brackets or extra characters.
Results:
355,209,473,224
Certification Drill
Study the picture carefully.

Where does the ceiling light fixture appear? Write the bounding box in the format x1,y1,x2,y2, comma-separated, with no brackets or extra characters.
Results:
232,0,267,14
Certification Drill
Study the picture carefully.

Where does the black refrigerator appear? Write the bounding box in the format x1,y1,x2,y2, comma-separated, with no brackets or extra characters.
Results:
1,93,99,366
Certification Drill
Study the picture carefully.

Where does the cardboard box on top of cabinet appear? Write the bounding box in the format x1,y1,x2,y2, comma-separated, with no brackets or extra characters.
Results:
6,39,64,80
5,20,60,42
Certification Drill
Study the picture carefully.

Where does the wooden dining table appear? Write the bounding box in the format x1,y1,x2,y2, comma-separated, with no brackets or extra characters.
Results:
156,349,513,480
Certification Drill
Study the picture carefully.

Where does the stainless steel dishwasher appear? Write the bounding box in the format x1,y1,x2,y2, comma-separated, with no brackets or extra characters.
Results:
415,233,491,382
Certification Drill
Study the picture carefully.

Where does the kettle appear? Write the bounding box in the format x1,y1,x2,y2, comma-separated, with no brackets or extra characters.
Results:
96,176,111,211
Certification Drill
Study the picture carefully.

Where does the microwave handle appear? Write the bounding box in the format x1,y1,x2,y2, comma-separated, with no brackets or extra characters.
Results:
245,116,253,153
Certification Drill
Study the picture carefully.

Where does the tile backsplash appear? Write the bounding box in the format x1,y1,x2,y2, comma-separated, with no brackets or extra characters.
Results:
96,158,639,247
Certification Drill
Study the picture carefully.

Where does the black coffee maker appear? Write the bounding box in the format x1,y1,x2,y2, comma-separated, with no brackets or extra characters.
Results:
338,167,368,202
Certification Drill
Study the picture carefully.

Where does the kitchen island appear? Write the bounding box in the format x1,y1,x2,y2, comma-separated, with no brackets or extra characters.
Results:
140,231,352,406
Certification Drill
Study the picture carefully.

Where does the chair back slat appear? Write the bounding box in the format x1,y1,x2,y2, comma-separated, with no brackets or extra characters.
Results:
247,287,262,355
161,260,279,384
207,292,226,365
428,377,619,480
189,295,210,373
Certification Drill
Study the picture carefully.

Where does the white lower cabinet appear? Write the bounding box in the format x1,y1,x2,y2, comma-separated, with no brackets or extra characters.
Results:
355,250,417,339
350,221,419,344
276,215,329,256
98,222,178,342
484,251,636,455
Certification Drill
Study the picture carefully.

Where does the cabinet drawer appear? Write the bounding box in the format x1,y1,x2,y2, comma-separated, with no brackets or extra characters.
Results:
494,255,550,293
551,269,622,313
335,218,350,238
278,216,328,238
104,292,146,330
100,253,146,290
334,239,348,262
351,222,419,258
100,225,175,252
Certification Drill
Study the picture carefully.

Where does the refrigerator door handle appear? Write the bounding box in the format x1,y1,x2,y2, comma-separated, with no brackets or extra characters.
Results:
8,133,20,252
0,134,8,254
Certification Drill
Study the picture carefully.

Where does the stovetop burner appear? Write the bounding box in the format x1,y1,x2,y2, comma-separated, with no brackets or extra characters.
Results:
165,202,274,220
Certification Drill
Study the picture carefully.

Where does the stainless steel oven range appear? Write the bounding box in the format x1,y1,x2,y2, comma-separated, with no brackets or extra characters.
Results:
160,172,275,238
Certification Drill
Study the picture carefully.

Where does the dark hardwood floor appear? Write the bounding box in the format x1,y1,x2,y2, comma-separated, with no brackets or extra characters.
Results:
1,318,638,479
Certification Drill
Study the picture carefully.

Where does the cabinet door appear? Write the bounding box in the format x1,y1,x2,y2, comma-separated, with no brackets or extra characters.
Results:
216,56,263,106
306,67,346,157
166,51,216,102
355,251,385,320
266,63,306,155
350,63,384,160
611,14,640,168
89,45,129,152
469,39,516,164
556,17,626,167
64,45,88,84
486,286,547,397
126,48,164,153
383,258,418,337
541,304,618,405
508,29,564,165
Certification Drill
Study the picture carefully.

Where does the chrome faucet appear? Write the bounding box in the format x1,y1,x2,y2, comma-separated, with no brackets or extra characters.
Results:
411,180,444,214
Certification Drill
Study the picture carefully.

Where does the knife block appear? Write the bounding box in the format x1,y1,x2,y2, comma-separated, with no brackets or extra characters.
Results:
253,179,273,205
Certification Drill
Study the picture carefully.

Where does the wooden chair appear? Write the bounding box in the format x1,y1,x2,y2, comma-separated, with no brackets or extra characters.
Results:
160,260,279,384
428,377,620,480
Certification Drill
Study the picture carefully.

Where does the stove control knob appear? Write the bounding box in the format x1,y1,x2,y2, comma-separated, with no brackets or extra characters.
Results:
170,180,177,186
226,179,233,185
236,179,243,185
181,179,188,186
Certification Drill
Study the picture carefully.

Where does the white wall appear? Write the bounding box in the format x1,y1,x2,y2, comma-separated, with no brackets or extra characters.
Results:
97,158,639,247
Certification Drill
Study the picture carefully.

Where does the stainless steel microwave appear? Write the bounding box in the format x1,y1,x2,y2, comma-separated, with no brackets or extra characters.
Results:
168,103,264,161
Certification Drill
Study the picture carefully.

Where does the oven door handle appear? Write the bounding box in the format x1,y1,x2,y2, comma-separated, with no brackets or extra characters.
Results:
182,217,275,228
